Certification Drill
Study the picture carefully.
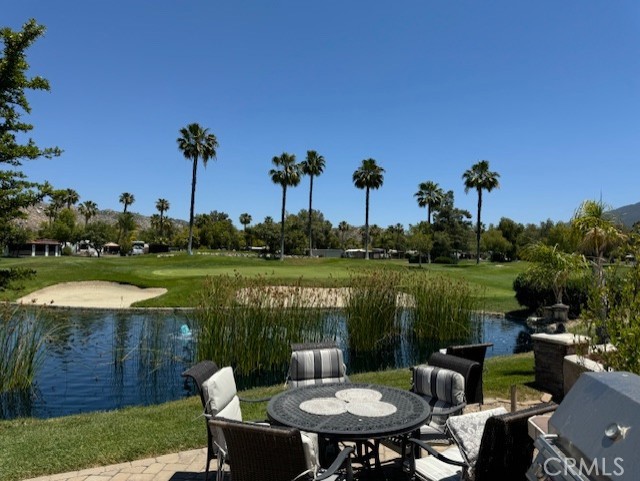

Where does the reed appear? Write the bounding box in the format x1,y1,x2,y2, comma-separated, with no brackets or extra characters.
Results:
0,304,54,393
193,274,339,377
344,270,401,352
405,271,482,342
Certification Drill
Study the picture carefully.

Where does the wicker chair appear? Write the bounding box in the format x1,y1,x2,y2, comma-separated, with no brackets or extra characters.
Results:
286,342,350,388
209,418,354,481
407,402,558,481
444,342,493,371
182,361,271,481
181,360,220,481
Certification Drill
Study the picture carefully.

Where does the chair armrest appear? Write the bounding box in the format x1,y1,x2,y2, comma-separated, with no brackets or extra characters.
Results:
316,445,354,480
238,395,272,403
434,402,467,416
407,438,466,467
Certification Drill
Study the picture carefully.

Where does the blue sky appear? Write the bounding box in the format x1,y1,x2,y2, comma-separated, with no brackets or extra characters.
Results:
5,1,640,230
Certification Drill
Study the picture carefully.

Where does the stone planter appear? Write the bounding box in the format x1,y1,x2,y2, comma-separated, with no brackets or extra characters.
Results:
532,333,590,399
563,354,606,395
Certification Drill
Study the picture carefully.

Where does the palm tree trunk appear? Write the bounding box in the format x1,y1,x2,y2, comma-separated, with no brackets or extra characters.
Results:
308,175,314,257
476,189,482,264
188,157,198,255
365,187,370,260
159,211,164,237
280,185,287,261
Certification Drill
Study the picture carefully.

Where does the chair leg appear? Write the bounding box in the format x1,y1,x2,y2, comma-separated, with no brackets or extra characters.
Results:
216,452,226,481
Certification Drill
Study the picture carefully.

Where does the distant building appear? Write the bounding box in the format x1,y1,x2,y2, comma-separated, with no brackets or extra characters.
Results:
6,239,61,257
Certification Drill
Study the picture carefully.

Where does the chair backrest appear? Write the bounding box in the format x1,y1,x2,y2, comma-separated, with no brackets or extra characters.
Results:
428,352,483,404
474,402,557,481
413,364,466,431
445,342,493,369
209,418,310,481
181,360,220,410
287,345,349,388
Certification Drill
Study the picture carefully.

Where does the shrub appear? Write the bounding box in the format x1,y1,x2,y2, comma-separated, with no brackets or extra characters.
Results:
62,246,73,256
433,256,457,264
0,268,36,291
513,270,590,318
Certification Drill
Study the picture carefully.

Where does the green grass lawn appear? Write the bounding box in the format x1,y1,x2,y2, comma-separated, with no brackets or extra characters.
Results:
0,353,538,481
0,253,528,312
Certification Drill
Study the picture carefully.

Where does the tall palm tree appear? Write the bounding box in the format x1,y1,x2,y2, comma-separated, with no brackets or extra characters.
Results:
119,192,135,214
64,188,80,209
239,212,252,248
269,152,302,260
300,150,326,256
338,221,350,250
352,158,385,260
462,160,500,264
78,200,98,227
155,198,170,237
177,123,219,255
414,181,444,224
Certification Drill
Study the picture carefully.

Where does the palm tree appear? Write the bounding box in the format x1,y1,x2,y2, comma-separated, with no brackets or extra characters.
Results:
300,150,326,256
155,198,170,237
572,199,626,287
239,212,252,248
338,221,350,250
269,152,302,260
64,188,80,209
78,200,98,227
177,123,219,255
352,158,385,260
462,160,500,264
414,181,444,225
119,192,135,214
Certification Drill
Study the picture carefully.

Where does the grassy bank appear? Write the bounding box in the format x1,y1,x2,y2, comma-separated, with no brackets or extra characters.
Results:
0,254,527,312
0,353,538,481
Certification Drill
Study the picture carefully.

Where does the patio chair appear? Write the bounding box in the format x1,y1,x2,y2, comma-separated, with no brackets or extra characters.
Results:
407,402,557,481
209,417,354,481
443,342,493,371
428,352,483,405
286,342,350,388
181,361,270,481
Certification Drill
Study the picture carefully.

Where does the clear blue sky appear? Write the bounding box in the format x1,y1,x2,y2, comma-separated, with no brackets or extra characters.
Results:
6,1,640,230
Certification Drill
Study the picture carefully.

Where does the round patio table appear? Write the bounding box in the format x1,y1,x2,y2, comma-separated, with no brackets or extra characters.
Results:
268,383,430,440
268,382,430,472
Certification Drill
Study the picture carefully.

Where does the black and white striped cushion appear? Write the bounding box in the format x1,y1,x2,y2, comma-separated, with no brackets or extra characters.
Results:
413,365,465,430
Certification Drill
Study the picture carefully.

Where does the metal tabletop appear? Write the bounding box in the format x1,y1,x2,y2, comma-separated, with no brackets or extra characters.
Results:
267,383,430,441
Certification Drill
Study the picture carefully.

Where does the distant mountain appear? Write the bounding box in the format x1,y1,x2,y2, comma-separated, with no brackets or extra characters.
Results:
21,203,188,232
609,202,640,227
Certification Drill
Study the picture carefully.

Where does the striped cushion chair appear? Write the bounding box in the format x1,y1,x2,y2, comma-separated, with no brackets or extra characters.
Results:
412,365,467,443
286,345,350,388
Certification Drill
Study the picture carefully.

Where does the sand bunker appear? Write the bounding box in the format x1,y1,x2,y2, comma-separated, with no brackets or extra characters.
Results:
16,281,167,309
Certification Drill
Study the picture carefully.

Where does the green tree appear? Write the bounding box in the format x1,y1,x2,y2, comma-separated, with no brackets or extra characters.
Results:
300,150,325,256
408,222,433,267
119,192,135,214
462,160,500,264
82,220,116,257
0,20,62,252
78,200,97,227
155,198,170,237
481,228,514,262
269,152,301,260
63,188,79,209
177,123,218,255
414,181,444,225
520,242,587,305
239,212,252,248
338,221,351,250
572,199,626,287
352,158,385,260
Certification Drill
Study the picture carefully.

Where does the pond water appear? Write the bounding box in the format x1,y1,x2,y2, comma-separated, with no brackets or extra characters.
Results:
0,309,532,420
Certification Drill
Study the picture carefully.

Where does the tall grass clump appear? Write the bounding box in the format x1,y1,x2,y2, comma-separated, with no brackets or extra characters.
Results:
0,304,54,393
193,274,340,379
345,270,401,352
405,272,483,342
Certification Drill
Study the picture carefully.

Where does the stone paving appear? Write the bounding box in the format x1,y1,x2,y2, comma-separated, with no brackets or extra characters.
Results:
20,399,545,481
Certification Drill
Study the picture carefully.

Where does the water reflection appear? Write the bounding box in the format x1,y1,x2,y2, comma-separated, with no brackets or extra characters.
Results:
0,309,531,420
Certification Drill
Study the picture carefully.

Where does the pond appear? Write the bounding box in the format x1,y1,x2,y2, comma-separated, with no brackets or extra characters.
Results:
0,309,533,420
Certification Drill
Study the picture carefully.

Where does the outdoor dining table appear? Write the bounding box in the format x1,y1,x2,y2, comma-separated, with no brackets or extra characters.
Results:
267,382,431,471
